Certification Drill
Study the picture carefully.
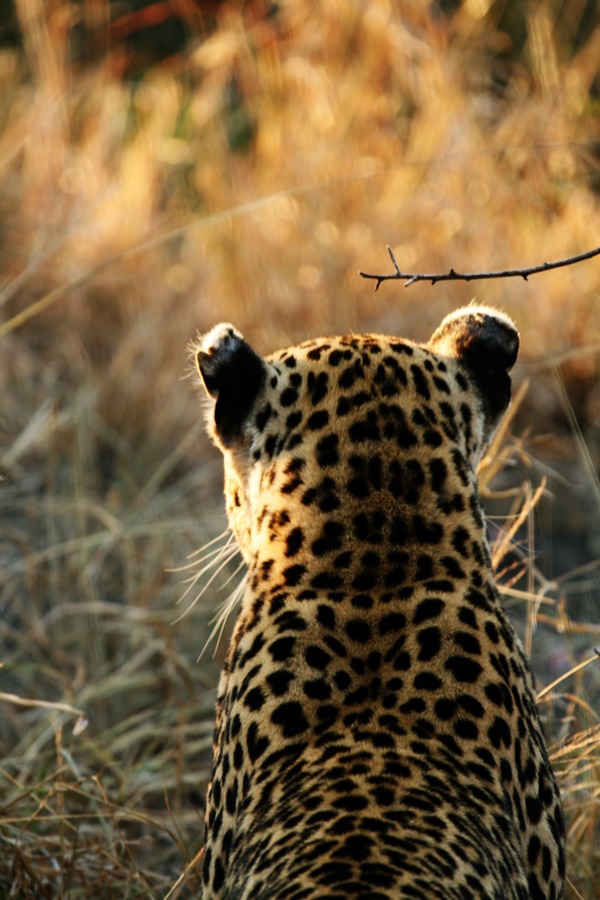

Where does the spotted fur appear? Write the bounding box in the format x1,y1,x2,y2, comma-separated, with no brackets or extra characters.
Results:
194,306,565,899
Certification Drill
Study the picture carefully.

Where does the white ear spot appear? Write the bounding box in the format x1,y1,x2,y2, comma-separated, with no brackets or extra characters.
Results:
195,323,266,445
198,323,245,362
428,305,519,370
435,304,516,338
196,324,249,397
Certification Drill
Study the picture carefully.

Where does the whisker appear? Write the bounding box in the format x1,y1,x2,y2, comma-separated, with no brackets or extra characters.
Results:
178,544,238,590
168,530,234,573
188,528,233,558
198,574,248,661
218,559,247,593
172,544,240,620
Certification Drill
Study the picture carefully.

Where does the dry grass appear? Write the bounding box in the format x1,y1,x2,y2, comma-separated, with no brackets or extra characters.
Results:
1,1,599,896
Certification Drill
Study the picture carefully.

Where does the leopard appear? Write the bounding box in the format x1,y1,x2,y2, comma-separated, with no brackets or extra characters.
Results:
193,305,565,900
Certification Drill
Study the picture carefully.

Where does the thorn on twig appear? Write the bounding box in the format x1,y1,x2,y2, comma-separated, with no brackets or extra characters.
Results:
358,245,600,290
387,245,401,276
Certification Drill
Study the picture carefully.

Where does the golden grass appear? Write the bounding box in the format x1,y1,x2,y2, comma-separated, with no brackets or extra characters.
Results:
1,0,599,896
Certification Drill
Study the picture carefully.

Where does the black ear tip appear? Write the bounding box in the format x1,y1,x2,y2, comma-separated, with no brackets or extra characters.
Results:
429,305,519,372
195,323,266,445
196,323,246,397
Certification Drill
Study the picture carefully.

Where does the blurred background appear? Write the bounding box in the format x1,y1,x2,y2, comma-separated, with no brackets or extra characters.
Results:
1,0,599,896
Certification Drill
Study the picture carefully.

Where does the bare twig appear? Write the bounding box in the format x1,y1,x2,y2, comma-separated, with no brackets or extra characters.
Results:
360,245,600,289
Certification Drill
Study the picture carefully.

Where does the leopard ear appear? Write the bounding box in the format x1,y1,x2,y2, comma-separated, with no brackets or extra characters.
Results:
196,323,266,446
428,305,519,421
